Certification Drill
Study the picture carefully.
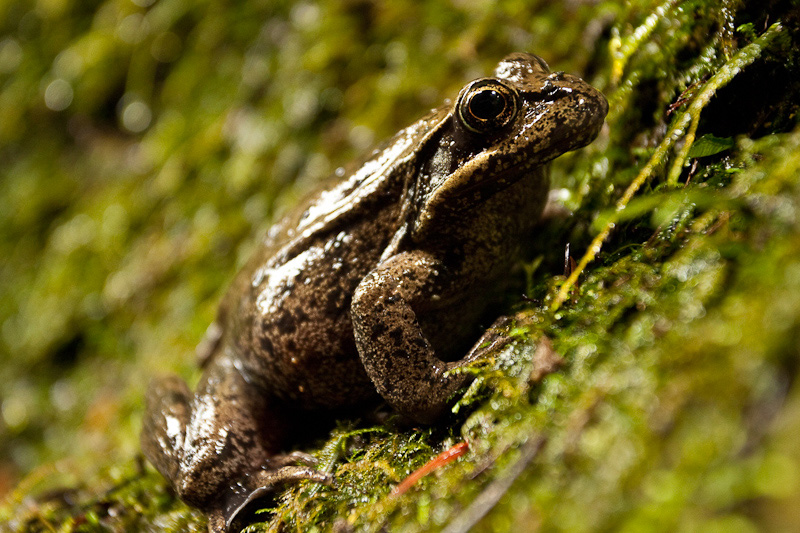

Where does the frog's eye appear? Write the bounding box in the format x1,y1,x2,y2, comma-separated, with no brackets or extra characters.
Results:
457,79,519,134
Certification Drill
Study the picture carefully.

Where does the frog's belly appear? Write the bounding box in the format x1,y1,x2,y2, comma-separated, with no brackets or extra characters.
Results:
234,236,381,409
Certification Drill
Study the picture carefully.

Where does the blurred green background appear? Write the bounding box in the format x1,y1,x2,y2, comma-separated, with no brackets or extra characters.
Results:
2,0,800,531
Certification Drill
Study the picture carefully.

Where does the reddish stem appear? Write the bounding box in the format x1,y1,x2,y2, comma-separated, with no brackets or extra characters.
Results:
391,441,469,497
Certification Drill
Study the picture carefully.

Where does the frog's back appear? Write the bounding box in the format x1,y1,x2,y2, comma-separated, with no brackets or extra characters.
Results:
244,113,443,270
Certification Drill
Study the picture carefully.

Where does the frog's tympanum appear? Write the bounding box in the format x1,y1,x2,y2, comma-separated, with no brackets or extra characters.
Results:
142,53,608,531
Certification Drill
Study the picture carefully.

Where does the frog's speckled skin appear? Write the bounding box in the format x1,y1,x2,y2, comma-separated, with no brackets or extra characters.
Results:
141,53,608,531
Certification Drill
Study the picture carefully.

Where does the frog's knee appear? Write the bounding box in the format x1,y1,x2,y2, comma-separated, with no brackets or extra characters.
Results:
141,377,191,443
144,376,191,414
173,457,227,508
142,377,231,508
141,376,191,481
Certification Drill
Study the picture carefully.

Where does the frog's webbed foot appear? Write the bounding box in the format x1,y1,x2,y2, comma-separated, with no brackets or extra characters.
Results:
208,464,333,533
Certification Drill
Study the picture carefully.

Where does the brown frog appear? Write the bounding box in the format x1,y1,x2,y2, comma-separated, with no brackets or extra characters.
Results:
141,53,608,531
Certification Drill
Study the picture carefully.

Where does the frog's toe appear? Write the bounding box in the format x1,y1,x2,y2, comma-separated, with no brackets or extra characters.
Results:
268,450,320,468
458,312,532,367
221,465,333,532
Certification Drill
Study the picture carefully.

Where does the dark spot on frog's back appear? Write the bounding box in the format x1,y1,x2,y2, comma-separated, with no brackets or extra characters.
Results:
275,311,297,335
259,335,274,355
294,307,309,324
325,288,346,315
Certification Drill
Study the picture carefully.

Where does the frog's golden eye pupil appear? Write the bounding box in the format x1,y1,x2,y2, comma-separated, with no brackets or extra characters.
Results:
458,78,518,134
470,90,504,120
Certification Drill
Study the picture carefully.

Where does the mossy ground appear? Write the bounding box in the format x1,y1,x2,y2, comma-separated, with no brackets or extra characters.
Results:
2,0,800,531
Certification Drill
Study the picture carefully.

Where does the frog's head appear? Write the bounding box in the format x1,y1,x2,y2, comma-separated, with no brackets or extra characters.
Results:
412,52,608,238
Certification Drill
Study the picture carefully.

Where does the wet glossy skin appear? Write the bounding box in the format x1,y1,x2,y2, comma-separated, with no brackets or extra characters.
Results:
141,53,607,531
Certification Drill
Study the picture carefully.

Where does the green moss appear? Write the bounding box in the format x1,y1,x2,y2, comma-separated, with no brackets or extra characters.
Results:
2,0,800,531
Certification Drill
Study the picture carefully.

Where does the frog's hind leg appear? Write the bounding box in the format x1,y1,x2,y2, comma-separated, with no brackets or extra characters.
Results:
141,356,330,532
141,358,273,509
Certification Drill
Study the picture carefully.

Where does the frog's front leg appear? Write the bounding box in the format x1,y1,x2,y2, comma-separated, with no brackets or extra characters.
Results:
352,251,489,424
141,354,330,532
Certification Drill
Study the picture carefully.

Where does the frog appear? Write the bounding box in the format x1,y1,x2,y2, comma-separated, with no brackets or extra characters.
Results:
141,52,608,532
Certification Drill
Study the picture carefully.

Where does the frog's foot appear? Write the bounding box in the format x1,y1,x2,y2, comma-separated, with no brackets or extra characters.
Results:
266,450,320,469
459,314,517,364
208,464,333,533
